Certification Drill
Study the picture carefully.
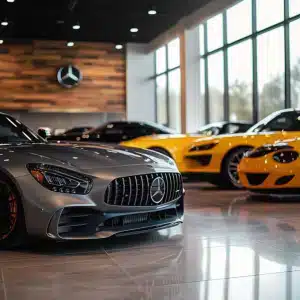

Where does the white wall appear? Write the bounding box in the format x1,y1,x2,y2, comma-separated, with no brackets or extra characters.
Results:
126,43,156,122
185,26,205,132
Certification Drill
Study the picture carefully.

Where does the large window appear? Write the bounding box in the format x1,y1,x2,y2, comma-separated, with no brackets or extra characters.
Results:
257,27,285,118
290,0,300,17
199,0,300,124
154,38,181,132
227,0,252,43
290,19,300,108
256,0,284,31
207,14,223,51
156,75,168,125
208,52,224,122
228,39,253,121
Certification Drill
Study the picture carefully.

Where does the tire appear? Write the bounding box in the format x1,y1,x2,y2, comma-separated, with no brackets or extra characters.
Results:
0,175,27,249
221,147,252,189
206,177,221,186
148,147,172,158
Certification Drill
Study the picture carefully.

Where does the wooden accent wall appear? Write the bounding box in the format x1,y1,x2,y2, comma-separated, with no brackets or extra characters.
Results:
0,40,126,113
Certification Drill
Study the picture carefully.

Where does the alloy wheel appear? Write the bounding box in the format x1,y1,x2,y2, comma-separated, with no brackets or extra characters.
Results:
227,149,247,188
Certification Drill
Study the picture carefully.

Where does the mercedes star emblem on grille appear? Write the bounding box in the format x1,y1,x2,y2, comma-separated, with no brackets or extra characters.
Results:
57,65,82,88
150,177,166,204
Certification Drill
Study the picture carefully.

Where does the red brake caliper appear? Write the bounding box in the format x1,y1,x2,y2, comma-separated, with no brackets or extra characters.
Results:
0,191,17,240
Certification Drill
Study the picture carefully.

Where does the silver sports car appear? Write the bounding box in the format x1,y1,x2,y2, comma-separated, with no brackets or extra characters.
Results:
0,113,184,248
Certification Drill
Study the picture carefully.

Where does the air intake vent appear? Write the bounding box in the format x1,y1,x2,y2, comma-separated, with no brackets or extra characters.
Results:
58,207,99,237
246,173,269,186
104,173,183,206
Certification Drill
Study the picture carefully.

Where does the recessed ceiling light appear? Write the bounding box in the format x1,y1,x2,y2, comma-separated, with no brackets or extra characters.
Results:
115,44,123,50
0,40,3,44
67,41,74,47
1,21,8,26
7,0,15,2
130,28,138,33
73,24,80,30
148,10,157,15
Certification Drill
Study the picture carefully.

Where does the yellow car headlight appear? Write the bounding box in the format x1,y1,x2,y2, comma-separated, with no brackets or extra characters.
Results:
273,151,299,164
189,142,218,152
246,143,293,158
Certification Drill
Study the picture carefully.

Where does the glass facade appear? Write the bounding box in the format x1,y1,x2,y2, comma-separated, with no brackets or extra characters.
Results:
154,38,181,131
199,0,300,123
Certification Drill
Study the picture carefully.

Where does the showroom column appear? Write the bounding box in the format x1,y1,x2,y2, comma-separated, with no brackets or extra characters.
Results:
180,32,187,133
184,25,203,132
126,43,156,122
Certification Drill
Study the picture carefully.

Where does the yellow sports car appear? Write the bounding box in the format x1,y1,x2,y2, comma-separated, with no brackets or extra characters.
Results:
183,109,300,188
121,121,252,171
239,137,300,194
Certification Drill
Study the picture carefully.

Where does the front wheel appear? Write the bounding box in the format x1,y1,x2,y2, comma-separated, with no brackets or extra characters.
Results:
0,177,27,248
221,147,252,189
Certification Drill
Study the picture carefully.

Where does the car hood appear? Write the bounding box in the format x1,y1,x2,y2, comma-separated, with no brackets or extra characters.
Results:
192,131,278,144
129,133,205,142
0,143,174,171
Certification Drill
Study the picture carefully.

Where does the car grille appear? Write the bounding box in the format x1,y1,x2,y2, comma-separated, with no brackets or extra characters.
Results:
104,173,183,206
246,173,269,186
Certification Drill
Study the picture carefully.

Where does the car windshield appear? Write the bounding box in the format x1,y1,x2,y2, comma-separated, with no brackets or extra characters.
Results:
246,111,291,133
0,115,44,144
196,123,224,134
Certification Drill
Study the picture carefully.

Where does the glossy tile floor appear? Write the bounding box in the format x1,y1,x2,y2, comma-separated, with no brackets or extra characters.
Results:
2,183,300,299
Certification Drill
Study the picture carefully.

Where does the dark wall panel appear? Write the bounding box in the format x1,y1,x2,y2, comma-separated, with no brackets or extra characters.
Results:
0,40,126,113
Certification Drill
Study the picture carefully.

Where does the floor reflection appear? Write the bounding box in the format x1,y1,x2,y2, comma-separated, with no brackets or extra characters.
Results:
3,184,300,299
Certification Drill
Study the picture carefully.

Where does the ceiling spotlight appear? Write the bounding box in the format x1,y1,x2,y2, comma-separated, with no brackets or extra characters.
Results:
72,23,80,30
0,40,3,44
148,10,157,15
7,0,15,2
115,44,123,50
67,41,74,47
130,28,138,33
1,21,8,26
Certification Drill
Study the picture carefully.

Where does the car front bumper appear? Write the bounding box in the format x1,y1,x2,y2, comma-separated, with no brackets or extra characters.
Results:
46,196,184,240
15,165,184,240
239,157,300,192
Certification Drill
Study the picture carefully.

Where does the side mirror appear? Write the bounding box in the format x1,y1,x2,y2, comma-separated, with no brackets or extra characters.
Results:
38,129,47,139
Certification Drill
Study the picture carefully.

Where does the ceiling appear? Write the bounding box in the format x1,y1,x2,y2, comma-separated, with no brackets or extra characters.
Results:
0,0,210,44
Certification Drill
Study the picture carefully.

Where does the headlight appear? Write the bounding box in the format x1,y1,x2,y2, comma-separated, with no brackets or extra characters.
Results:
189,142,218,152
246,143,293,158
273,151,299,164
167,157,176,166
27,163,93,195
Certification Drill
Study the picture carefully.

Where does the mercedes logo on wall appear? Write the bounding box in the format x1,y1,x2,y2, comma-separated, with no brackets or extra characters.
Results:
57,65,82,88
150,177,166,204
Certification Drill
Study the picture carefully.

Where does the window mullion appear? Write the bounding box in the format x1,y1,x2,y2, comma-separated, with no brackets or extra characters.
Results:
284,0,291,108
223,12,229,121
204,23,209,124
252,0,259,123
166,46,170,127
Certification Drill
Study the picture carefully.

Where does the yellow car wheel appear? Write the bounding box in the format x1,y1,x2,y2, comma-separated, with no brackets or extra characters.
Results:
221,147,253,189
